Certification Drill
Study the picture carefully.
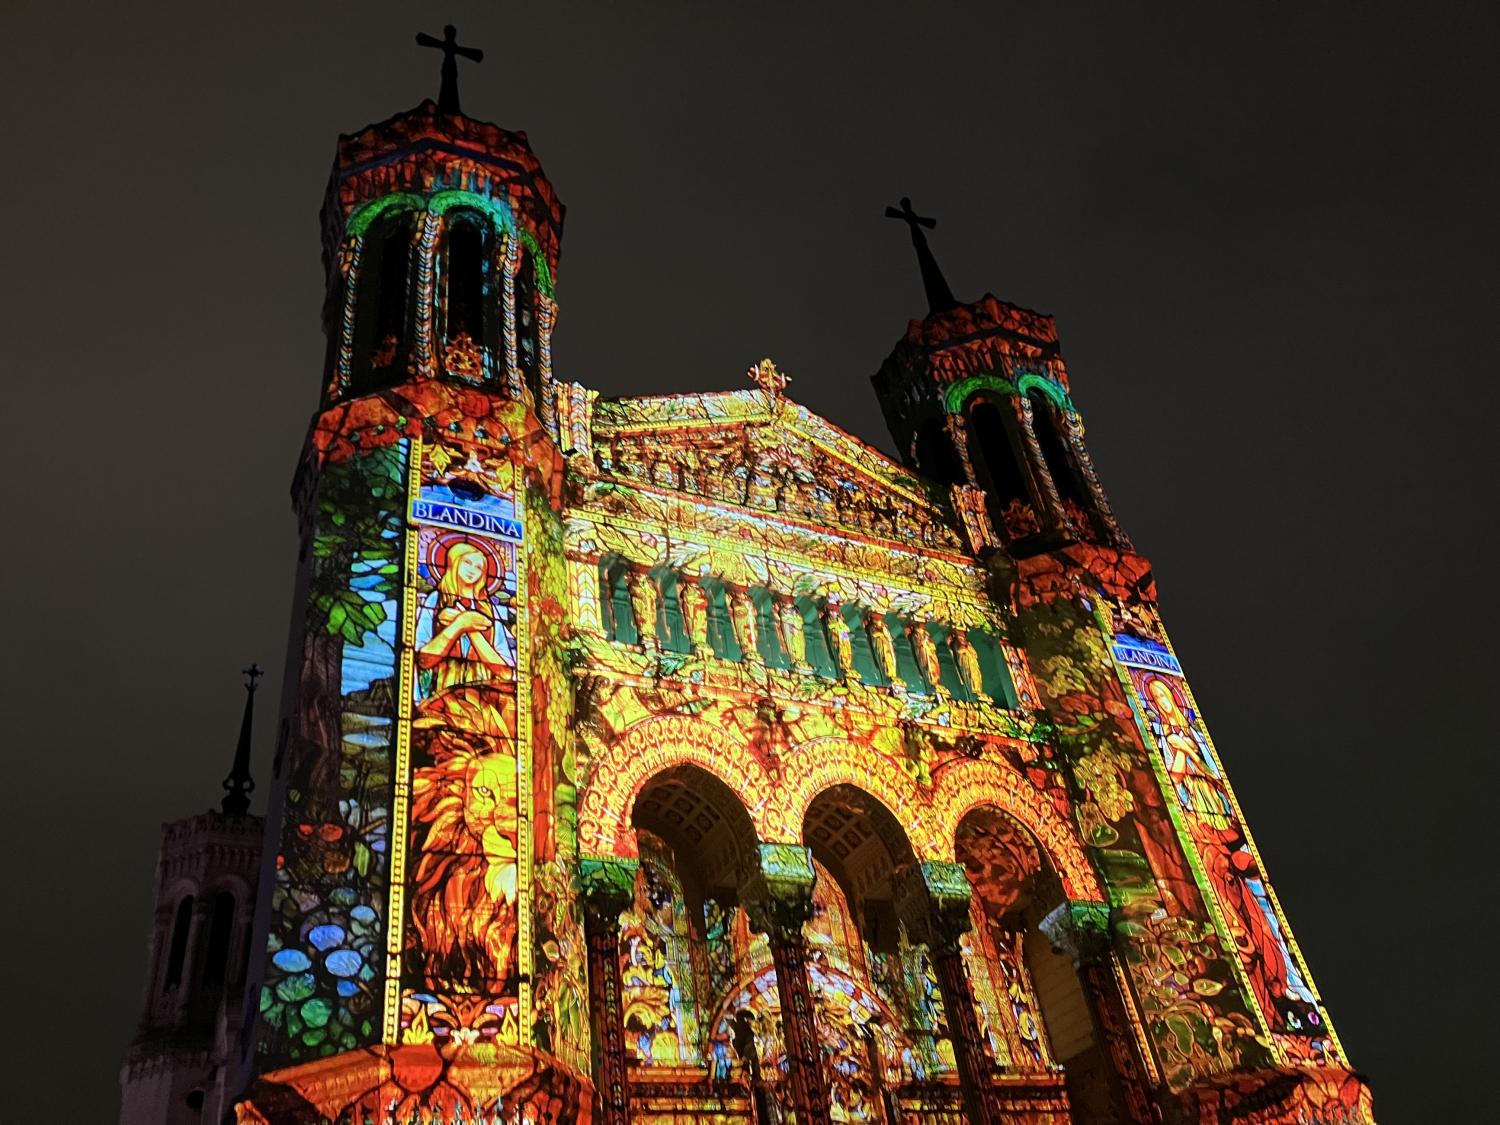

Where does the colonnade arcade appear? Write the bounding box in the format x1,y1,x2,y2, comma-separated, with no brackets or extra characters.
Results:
578,723,1147,1124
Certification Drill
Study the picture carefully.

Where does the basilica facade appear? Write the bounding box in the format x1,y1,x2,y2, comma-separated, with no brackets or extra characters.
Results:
122,63,1371,1125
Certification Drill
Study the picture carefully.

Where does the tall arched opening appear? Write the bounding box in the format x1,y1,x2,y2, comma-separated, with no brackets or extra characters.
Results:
618,764,779,1119
955,805,1127,1122
1027,392,1099,537
801,784,938,1124
350,210,416,394
965,397,1039,541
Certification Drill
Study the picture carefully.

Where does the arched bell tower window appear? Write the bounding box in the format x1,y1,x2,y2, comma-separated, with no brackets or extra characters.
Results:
914,416,965,488
1028,392,1096,533
440,210,492,382
163,895,194,992
514,248,543,407
966,398,1037,539
202,891,236,987
351,211,416,394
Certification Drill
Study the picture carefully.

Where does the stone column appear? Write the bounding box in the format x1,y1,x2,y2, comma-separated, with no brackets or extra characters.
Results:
581,856,640,1125
1039,900,1156,1124
901,860,1002,1125
742,844,831,1125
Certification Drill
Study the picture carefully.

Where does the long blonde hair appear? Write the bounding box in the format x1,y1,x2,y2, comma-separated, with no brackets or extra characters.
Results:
439,540,501,601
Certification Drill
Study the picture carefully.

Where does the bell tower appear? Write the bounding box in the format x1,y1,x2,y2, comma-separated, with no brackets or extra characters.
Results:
873,199,1130,558
874,204,1368,1119
120,669,264,1125
236,29,589,1122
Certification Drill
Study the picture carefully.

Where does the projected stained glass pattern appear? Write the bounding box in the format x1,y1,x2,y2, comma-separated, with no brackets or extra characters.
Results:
1113,632,1334,1056
262,443,408,1064
399,439,526,1047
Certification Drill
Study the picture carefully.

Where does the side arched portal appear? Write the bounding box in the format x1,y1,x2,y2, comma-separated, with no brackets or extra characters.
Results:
956,805,1140,1123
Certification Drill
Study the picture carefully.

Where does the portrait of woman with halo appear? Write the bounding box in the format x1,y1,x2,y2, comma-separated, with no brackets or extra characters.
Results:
414,533,517,700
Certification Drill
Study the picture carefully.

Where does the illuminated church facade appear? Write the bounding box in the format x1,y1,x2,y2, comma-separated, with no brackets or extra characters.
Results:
122,47,1372,1125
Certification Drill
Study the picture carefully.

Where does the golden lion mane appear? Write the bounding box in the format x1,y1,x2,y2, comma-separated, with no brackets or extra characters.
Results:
408,727,517,991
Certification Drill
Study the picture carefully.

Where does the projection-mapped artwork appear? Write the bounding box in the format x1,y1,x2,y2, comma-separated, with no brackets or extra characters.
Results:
232,83,1369,1124
1114,634,1331,1048
401,441,525,1046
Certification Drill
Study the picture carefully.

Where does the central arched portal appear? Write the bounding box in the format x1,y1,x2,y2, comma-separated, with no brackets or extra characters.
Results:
802,784,941,1123
617,764,786,1120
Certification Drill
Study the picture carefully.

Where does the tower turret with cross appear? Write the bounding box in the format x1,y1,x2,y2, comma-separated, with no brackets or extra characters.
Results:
873,195,1131,557
885,197,959,314
415,24,483,115
226,26,587,1124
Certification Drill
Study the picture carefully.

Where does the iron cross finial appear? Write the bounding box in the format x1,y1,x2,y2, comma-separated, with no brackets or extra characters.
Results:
884,196,959,315
884,197,936,234
242,663,263,691
416,24,484,115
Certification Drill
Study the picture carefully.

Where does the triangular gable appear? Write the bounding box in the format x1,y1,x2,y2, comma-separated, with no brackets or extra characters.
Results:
590,387,964,552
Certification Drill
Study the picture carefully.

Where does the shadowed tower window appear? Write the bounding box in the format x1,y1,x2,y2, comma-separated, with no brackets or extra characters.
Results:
351,212,415,393
966,399,1036,538
440,211,491,382
1028,392,1095,532
202,892,236,987
164,895,194,992
914,416,965,487
514,248,542,407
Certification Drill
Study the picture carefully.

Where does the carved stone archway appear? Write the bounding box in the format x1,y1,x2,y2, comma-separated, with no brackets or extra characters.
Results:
576,716,788,856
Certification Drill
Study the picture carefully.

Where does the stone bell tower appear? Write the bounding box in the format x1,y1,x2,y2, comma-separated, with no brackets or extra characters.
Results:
234,27,590,1123
873,198,1132,561
873,203,1371,1121
120,668,264,1125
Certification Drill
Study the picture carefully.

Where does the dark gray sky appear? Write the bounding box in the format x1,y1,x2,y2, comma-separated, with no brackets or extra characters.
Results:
1,1,1494,1119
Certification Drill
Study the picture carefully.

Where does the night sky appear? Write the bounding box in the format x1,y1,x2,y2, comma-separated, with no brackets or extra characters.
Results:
2,2,1494,1119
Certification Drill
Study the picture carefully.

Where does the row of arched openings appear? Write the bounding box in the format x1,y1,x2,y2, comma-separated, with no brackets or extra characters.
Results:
917,391,1103,545
614,765,1121,1120
345,208,544,406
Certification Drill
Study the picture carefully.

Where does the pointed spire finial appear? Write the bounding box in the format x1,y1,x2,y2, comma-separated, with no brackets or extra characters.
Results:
221,664,261,816
416,24,484,115
884,196,959,315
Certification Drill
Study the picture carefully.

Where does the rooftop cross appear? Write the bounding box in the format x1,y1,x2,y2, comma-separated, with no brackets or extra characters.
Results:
884,196,959,315
416,24,484,116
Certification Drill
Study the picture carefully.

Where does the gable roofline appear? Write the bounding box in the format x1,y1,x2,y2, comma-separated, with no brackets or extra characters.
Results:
593,387,937,508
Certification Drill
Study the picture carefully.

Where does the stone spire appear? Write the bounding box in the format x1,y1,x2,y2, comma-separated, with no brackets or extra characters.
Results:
220,664,260,816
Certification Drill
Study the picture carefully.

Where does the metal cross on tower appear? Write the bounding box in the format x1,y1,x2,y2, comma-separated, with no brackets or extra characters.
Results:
416,24,484,115
885,196,959,315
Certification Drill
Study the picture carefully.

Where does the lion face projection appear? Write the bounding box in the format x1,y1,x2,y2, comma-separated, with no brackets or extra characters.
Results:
408,724,520,994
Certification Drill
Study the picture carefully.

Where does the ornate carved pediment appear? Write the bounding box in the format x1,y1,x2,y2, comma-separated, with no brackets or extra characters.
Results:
589,368,965,551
